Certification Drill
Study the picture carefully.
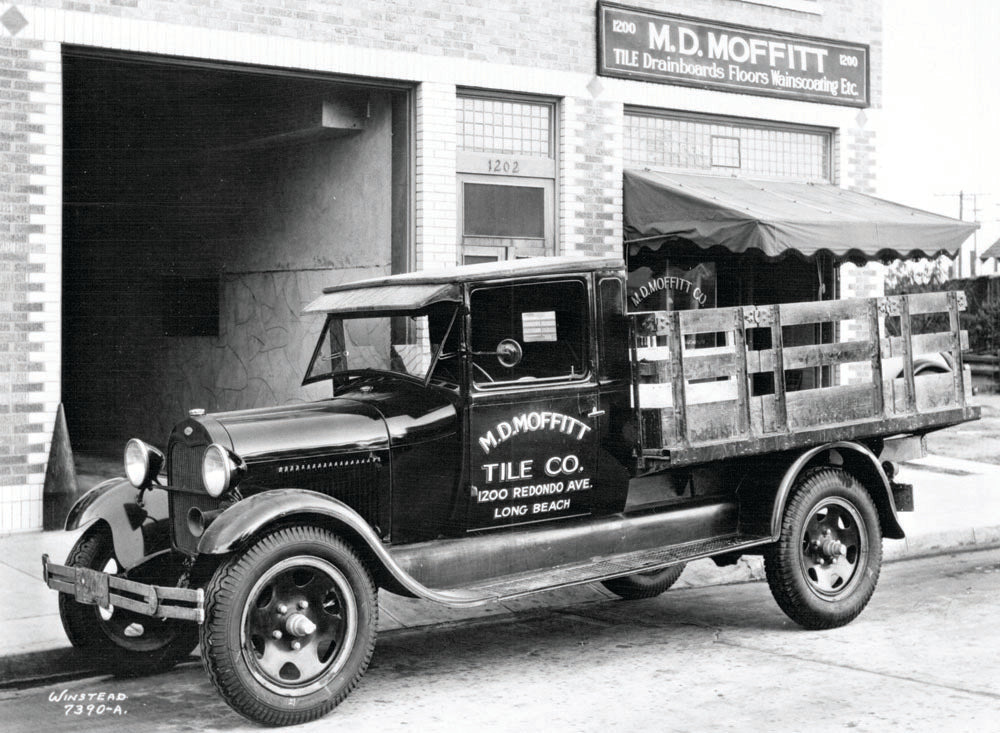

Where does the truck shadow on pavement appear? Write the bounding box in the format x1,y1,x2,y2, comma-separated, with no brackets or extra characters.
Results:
1,586,793,730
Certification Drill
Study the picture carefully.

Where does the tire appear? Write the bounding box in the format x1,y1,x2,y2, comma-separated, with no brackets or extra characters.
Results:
601,563,686,600
200,526,377,726
764,469,883,630
57,527,199,675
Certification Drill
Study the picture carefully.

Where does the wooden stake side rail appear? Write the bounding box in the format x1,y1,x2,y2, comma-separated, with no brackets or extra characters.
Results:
632,291,981,468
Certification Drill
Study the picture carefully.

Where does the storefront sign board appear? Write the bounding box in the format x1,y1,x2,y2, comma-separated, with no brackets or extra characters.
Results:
598,2,869,107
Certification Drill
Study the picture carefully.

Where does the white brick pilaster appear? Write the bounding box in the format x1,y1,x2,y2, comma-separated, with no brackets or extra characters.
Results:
414,82,457,270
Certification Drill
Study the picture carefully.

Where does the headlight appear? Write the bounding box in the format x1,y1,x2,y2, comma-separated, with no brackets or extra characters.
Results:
124,438,164,488
202,443,236,498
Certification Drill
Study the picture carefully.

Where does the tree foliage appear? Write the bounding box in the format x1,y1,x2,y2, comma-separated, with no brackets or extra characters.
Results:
885,257,1000,353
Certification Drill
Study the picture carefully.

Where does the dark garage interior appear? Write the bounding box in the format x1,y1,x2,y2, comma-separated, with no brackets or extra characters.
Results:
62,50,411,464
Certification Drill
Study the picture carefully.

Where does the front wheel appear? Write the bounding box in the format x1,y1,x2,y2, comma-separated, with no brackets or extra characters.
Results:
57,528,199,675
764,469,883,630
200,526,377,726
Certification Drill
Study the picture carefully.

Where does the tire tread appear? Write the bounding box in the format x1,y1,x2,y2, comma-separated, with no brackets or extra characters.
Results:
764,468,882,630
200,525,377,727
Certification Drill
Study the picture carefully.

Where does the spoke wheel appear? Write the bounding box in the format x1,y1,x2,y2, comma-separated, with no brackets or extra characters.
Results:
601,563,686,600
57,528,198,675
201,526,377,726
765,469,883,630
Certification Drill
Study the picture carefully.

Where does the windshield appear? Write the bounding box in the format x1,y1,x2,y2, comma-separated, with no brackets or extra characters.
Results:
303,303,461,388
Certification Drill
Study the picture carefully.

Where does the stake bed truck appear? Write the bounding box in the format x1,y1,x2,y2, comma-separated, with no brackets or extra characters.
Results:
43,256,980,725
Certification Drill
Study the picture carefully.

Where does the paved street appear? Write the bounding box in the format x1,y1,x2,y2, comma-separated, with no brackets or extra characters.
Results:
1,547,997,733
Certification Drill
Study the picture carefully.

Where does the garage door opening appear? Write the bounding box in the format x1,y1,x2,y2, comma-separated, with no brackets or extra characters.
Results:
62,49,411,473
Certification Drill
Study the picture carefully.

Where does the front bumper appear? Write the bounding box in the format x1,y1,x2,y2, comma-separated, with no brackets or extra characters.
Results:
42,554,204,623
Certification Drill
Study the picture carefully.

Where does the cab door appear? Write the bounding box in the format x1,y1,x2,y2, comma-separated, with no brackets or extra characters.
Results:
465,278,602,532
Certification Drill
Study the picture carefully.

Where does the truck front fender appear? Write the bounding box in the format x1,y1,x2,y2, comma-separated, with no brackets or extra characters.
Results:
196,489,437,601
65,477,172,570
771,441,905,540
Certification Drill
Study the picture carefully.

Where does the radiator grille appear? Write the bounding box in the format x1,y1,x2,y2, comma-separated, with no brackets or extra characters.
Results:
168,440,214,554
169,441,204,493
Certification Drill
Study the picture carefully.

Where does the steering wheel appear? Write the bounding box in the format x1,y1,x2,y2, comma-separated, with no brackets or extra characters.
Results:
472,362,495,383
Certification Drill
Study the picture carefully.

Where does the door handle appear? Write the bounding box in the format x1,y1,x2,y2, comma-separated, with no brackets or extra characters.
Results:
587,407,606,418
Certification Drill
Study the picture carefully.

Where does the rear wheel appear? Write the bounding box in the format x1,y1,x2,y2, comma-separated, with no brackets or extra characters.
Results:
57,528,199,675
200,526,377,726
764,469,883,630
601,563,686,600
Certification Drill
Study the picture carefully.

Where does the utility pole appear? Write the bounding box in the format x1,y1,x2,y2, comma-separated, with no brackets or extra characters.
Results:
935,191,989,278
968,196,985,277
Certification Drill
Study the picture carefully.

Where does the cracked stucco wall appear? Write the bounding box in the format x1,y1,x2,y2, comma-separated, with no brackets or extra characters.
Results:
65,90,393,450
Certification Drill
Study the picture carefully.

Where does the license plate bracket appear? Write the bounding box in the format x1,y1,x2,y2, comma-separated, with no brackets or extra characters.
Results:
74,566,111,608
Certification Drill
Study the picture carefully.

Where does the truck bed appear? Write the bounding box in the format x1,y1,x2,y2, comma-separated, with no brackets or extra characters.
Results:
633,291,981,467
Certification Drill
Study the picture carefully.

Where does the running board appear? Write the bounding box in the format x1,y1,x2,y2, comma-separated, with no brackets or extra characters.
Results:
420,534,770,607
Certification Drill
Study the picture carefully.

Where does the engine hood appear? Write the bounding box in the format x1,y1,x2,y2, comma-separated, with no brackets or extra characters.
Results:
204,399,390,463
180,378,459,463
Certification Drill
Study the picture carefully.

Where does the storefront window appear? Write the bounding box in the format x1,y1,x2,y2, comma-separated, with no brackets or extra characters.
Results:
624,110,832,183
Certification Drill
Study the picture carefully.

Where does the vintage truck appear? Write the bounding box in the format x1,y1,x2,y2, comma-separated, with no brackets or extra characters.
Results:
42,255,979,725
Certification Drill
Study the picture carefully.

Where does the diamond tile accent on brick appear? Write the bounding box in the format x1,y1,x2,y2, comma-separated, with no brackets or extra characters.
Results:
1,6,28,36
586,76,604,99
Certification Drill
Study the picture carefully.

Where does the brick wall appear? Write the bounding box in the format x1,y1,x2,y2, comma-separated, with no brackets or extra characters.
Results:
839,108,885,382
8,0,882,104
0,0,882,530
0,32,60,532
414,82,457,272
560,94,623,257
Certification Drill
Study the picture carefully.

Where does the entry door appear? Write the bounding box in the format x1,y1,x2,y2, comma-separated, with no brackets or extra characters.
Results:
458,174,555,264
465,279,601,532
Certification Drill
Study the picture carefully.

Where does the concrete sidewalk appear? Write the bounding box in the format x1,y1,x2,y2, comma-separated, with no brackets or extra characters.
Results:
2,453,998,686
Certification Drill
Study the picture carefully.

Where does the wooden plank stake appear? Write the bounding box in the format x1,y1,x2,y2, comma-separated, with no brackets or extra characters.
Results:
867,298,886,417
733,307,751,437
770,304,788,433
947,290,967,406
899,295,917,414
668,310,689,446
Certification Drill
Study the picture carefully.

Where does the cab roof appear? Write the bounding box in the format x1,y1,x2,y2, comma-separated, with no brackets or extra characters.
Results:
303,256,624,314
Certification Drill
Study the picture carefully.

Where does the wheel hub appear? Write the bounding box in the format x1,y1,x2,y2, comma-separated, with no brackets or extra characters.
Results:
240,556,358,697
284,612,317,638
818,537,847,561
799,497,867,598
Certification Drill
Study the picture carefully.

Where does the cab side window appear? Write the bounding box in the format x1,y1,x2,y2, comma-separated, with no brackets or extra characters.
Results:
599,277,629,381
469,280,588,386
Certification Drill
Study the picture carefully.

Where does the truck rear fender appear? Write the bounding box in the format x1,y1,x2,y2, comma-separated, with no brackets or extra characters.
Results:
770,441,905,540
196,489,424,599
64,477,172,570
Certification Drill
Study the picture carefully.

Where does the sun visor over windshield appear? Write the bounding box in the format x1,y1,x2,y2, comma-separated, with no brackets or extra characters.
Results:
303,282,462,315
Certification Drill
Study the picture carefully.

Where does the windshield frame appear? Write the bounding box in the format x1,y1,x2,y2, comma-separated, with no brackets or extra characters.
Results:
302,304,463,389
